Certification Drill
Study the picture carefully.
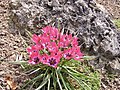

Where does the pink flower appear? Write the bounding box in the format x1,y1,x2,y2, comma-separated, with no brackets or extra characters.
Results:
40,54,48,64
34,44,44,51
49,27,60,40
40,34,50,48
72,47,83,60
29,52,40,64
71,36,78,47
63,48,73,60
72,46,81,52
47,42,59,53
73,52,83,60
58,34,72,48
42,26,52,34
58,35,68,48
27,26,84,68
67,34,73,42
32,34,41,44
27,45,38,55
46,55,60,68
51,51,62,57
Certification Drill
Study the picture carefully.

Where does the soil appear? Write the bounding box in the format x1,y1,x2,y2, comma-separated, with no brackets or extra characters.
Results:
0,0,27,89
0,0,120,90
96,0,120,19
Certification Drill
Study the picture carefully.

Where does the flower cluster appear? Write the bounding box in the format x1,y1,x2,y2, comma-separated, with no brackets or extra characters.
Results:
27,26,83,68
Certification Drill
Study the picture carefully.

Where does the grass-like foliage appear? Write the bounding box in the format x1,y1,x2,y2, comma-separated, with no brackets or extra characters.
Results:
19,59,100,90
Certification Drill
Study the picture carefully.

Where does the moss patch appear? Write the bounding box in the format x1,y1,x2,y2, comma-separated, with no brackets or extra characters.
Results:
113,19,120,29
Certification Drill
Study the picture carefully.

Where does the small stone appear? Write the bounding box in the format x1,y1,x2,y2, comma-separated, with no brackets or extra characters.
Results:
6,85,10,90
0,71,4,75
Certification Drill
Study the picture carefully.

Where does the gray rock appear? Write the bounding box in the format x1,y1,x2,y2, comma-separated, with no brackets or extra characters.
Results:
9,0,120,72
105,57,120,74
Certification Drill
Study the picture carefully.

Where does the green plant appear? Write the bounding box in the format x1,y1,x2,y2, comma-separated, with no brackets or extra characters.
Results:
18,59,100,90
15,26,100,90
113,19,120,28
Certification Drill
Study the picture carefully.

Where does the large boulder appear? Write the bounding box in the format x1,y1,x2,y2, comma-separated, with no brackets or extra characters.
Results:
9,0,120,72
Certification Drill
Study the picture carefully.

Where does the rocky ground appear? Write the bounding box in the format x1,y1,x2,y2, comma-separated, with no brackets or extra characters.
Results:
96,0,120,89
96,0,120,19
0,0,120,90
0,0,27,89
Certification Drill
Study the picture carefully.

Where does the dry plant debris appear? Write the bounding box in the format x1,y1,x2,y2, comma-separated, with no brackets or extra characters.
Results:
4,75,17,90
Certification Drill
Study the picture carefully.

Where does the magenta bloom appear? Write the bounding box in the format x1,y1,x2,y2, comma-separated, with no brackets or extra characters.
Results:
71,36,78,47
27,26,83,68
46,55,60,68
58,34,73,48
40,54,48,64
40,34,50,48
42,26,52,34
63,48,73,60
27,45,38,55
42,26,60,41
49,27,60,40
47,42,59,53
32,34,41,44
29,52,40,64
58,35,69,48
72,46,83,60
34,44,44,51
51,51,62,57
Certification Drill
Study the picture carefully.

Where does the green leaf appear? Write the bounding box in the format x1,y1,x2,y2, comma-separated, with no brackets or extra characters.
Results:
80,79,92,90
83,56,97,61
28,68,41,75
35,74,51,90
29,81,37,90
66,83,73,90
58,71,68,90
39,50,44,54
63,66,81,74
64,66,98,81
64,67,92,90
47,76,50,90
65,69,85,90
63,76,74,90
52,71,57,90
63,66,85,78
9,61,28,64
56,69,62,90
43,68,49,78
22,74,44,89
